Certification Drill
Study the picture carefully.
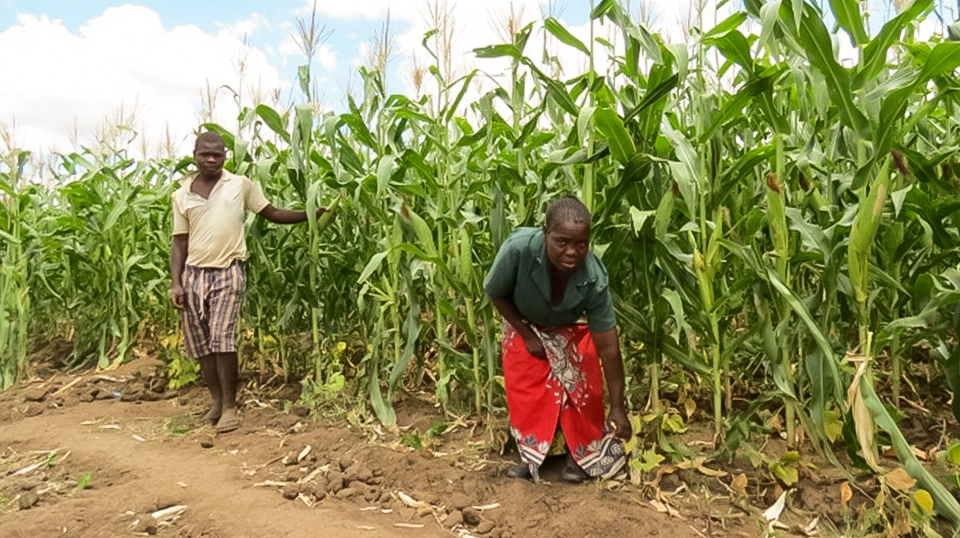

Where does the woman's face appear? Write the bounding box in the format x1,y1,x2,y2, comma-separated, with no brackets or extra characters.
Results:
544,220,590,275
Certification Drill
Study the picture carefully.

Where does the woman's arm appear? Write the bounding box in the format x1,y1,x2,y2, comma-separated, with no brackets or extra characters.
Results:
592,327,632,440
490,295,546,359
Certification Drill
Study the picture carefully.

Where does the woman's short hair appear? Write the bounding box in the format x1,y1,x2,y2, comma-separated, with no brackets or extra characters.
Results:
545,194,591,229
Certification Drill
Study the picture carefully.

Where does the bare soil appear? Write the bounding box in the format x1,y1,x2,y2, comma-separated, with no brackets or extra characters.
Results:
4,355,947,538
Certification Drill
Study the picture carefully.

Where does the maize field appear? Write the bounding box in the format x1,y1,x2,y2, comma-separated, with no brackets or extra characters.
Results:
3,0,960,530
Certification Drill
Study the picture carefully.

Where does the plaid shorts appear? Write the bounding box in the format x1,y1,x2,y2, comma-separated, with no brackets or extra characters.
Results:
181,260,246,359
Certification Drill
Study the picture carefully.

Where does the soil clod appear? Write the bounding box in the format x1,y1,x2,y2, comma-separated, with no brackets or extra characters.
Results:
462,506,481,526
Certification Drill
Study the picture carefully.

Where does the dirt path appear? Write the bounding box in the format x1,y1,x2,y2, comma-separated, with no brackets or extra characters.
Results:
2,400,454,538
0,362,755,538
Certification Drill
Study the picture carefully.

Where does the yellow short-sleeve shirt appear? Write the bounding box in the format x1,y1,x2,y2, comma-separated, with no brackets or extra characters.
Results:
172,171,270,268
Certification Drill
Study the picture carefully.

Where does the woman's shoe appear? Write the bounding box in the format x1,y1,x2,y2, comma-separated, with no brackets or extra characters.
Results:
507,463,532,479
560,463,588,483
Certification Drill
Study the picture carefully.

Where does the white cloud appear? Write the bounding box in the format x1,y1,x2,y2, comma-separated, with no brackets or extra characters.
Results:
277,34,338,71
317,44,338,70
0,5,284,157
277,34,302,57
222,13,271,39
302,0,407,21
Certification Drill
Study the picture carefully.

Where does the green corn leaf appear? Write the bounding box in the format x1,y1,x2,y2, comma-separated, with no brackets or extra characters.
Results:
102,200,128,233
766,268,844,417
702,12,749,39
757,0,782,51
444,70,477,123
404,208,437,258
376,155,395,199
473,44,521,59
705,29,754,73
829,0,869,46
848,156,891,304
522,58,580,116
544,17,590,55
297,65,310,97
765,172,789,275
368,355,396,427
457,226,473,283
340,112,378,151
779,0,870,139
917,42,960,81
860,376,960,524
947,347,960,425
255,104,290,143
315,191,342,235
857,0,932,87
785,207,831,263
358,251,389,283
594,107,636,164
623,73,679,123
388,301,421,394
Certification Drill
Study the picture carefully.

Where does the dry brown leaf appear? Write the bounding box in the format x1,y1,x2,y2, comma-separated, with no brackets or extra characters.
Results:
840,482,853,510
846,359,881,471
731,473,748,494
650,500,684,519
885,468,916,492
684,398,696,419
676,457,705,470
697,464,728,478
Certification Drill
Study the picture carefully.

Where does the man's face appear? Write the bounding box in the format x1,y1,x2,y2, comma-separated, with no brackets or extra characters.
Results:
194,140,226,178
544,220,590,275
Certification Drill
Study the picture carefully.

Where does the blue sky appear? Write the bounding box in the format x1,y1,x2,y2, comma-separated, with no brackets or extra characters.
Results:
0,1,610,156
0,1,947,159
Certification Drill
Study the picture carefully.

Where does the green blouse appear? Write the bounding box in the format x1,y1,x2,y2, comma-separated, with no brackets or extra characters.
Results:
483,227,616,332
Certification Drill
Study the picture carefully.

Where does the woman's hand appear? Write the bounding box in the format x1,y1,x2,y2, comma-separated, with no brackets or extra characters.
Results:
522,334,547,360
607,405,632,441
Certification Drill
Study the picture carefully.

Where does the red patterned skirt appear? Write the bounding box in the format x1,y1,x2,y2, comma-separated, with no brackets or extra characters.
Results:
502,323,625,479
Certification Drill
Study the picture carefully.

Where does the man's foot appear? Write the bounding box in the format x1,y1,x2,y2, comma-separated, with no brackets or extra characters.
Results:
214,408,240,434
560,462,589,483
506,463,532,479
201,405,222,426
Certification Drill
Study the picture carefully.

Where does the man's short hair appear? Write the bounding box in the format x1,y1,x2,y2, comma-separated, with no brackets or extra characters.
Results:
195,131,225,150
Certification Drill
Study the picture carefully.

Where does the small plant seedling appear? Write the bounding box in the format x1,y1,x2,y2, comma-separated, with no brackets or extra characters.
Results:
400,430,424,451
768,451,802,486
75,472,93,492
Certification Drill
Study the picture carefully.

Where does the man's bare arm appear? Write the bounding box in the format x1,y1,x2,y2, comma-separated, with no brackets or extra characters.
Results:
170,234,188,309
258,204,328,225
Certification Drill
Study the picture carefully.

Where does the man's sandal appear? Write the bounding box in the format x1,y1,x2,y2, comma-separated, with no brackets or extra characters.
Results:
214,415,240,434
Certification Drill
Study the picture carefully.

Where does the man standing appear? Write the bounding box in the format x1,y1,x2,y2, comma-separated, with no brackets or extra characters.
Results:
169,132,327,433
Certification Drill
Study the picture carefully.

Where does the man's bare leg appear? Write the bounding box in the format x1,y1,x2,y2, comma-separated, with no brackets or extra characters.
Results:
199,354,222,425
214,352,240,432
